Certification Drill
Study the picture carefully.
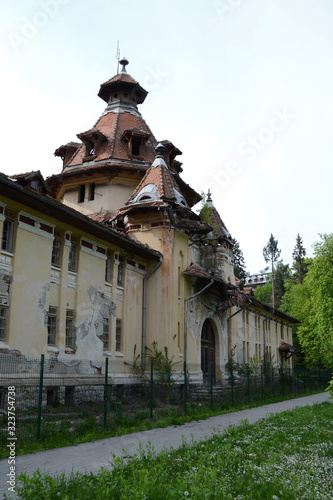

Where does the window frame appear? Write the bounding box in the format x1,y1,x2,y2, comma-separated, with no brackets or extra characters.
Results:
0,307,7,341
68,236,78,272
117,257,124,286
47,306,58,346
1,210,15,253
65,309,75,348
51,230,62,268
105,251,112,283
102,316,109,351
115,318,122,352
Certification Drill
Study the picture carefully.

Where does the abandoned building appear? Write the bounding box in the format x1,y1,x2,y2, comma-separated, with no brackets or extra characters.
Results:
0,58,299,405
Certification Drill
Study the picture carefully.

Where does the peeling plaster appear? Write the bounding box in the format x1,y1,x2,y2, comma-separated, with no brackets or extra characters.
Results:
73,285,116,360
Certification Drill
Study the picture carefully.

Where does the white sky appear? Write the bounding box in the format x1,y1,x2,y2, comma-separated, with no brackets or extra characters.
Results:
1,0,332,273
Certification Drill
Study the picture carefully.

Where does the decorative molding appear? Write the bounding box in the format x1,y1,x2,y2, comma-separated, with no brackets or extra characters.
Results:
80,238,107,260
0,252,13,272
67,271,77,289
18,211,54,240
50,266,61,285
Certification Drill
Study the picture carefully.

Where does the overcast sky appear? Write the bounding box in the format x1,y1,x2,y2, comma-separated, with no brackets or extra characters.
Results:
1,0,332,273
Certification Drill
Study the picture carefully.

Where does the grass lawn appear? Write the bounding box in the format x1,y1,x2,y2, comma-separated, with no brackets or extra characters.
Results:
10,401,333,499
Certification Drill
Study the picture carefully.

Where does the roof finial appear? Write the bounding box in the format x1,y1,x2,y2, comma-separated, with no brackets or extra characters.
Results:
207,189,212,203
155,143,166,158
152,143,167,168
119,57,129,73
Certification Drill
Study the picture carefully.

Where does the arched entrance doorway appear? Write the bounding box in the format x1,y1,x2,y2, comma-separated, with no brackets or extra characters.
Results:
201,319,216,385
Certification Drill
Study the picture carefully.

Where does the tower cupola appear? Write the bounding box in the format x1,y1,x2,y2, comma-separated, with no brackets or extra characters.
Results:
98,58,148,107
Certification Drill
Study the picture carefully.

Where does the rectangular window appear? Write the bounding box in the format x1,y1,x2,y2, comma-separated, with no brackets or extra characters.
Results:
116,318,122,352
65,309,75,348
117,257,124,286
0,307,7,341
89,183,95,201
47,306,57,345
102,317,109,351
78,184,85,203
105,251,112,283
131,138,141,156
1,210,15,253
52,230,62,267
68,237,78,272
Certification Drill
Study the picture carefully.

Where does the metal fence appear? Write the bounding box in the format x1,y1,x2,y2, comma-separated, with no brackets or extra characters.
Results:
0,353,331,453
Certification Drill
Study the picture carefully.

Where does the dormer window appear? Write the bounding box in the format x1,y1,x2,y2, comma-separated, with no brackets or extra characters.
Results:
31,180,41,191
132,137,141,156
77,128,107,162
87,141,95,157
121,128,151,160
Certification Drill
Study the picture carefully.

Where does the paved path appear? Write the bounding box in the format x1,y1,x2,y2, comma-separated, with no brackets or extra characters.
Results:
0,392,331,497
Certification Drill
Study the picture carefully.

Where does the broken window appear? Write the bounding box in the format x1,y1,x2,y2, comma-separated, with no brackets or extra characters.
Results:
51,230,62,267
68,237,78,272
105,251,112,283
116,318,122,352
102,317,109,351
0,307,6,341
87,141,95,156
117,257,124,286
47,306,57,345
1,210,15,253
65,309,75,348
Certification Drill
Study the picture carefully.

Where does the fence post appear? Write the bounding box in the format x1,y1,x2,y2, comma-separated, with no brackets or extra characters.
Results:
150,359,154,420
271,365,274,397
184,360,187,415
210,362,213,410
230,363,234,407
37,354,44,440
261,364,264,399
103,357,108,429
247,364,250,404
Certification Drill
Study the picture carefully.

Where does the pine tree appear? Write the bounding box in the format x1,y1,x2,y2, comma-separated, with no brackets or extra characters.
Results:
263,234,281,308
292,234,307,283
232,239,247,283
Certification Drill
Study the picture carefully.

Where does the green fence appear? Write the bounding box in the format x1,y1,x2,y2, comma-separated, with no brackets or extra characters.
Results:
0,353,331,454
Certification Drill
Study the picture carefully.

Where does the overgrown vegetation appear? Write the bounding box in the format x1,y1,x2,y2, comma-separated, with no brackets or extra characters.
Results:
11,402,333,499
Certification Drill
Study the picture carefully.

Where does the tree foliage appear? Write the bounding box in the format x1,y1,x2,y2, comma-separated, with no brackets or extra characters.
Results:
292,234,307,283
254,282,272,305
232,239,247,283
263,234,281,308
281,234,333,370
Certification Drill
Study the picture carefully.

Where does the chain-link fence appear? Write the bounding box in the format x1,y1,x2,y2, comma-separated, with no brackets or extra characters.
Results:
0,352,331,456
